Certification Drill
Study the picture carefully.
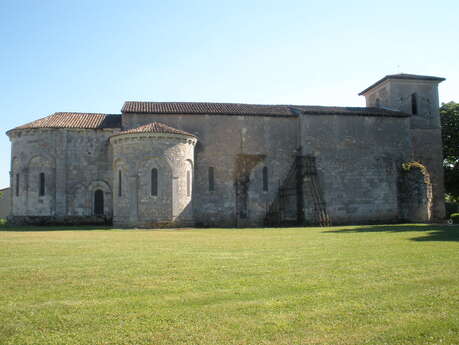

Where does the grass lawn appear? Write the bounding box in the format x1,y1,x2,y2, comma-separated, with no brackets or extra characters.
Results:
0,225,458,345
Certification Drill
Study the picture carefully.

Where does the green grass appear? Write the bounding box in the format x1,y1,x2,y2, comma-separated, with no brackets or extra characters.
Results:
0,225,458,345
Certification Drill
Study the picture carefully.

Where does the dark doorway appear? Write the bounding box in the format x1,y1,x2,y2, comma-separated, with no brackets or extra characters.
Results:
94,189,104,216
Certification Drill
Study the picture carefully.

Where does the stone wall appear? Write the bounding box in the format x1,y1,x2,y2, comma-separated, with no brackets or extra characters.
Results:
398,162,432,222
122,112,416,226
8,128,117,224
300,114,412,224
122,113,299,227
0,188,10,218
410,129,445,220
363,78,445,220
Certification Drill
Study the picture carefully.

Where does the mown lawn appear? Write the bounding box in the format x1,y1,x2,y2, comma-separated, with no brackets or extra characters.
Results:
0,225,458,345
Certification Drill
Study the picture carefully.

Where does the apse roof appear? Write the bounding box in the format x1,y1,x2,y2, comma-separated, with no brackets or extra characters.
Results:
111,122,196,138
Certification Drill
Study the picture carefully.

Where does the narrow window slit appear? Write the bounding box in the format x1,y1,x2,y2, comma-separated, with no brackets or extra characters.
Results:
208,167,215,192
118,170,122,197
39,173,45,196
151,168,158,196
263,166,268,192
411,93,418,115
16,174,19,196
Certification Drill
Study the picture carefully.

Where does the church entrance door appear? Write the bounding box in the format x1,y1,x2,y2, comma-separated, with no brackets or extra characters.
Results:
94,189,104,216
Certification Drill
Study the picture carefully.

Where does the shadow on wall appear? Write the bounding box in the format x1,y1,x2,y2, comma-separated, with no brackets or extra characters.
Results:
323,224,459,242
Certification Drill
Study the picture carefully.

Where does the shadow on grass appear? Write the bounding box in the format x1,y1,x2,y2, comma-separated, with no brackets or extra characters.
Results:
0,225,113,232
323,224,459,242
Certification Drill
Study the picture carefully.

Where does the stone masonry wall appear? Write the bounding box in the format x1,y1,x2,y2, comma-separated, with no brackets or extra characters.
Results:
111,133,196,227
8,128,117,224
122,113,299,227
0,188,10,218
364,79,445,220
300,114,412,224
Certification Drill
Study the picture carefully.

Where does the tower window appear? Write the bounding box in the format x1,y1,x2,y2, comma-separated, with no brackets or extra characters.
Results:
15,174,19,197
39,173,45,196
262,166,268,192
411,93,418,115
186,170,191,197
208,167,215,192
151,168,158,196
118,170,122,197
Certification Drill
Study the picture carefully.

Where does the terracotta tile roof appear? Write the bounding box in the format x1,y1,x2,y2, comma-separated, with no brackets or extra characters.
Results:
111,122,196,138
294,106,410,117
8,112,121,133
122,101,295,116
121,101,409,117
359,73,445,95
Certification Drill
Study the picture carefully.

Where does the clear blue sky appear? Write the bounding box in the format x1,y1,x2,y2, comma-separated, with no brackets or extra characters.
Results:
1,0,458,188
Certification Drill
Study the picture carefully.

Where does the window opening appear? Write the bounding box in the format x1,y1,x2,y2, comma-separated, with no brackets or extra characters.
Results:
208,167,215,191
39,173,45,196
151,168,158,196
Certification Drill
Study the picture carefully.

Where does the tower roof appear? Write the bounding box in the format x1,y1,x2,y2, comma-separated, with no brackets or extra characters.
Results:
111,122,196,138
359,73,446,96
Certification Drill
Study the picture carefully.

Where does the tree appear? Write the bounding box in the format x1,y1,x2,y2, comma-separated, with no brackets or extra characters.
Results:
440,102,459,202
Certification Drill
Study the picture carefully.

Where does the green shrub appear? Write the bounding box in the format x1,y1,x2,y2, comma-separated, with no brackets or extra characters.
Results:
0,218,7,227
451,213,459,224
446,202,459,218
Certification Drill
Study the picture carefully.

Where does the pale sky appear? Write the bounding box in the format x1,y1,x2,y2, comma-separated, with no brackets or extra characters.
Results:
1,0,458,188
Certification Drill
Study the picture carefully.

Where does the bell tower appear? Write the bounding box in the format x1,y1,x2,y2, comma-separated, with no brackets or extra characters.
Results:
359,73,446,220
359,73,445,128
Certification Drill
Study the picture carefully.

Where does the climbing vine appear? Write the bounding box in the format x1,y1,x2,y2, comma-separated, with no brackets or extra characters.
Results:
402,161,428,173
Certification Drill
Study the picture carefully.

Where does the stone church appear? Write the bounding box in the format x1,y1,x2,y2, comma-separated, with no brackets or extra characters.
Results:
6,73,446,227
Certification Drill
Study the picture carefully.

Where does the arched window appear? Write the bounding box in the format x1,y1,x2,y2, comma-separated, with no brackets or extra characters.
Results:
151,168,158,196
262,166,268,192
375,98,380,108
186,170,191,197
118,170,122,197
15,174,19,197
39,173,45,196
208,167,215,192
94,189,104,216
411,93,418,115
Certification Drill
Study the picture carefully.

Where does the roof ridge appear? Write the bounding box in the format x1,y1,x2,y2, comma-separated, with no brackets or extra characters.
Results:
53,112,122,116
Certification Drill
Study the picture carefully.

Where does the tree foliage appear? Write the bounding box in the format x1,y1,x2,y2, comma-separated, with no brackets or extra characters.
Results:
440,102,459,202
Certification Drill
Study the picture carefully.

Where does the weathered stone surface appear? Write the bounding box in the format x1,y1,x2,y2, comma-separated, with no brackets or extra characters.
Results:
0,188,10,218
6,73,446,227
110,132,196,227
8,128,117,221
361,76,446,220
398,163,432,222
